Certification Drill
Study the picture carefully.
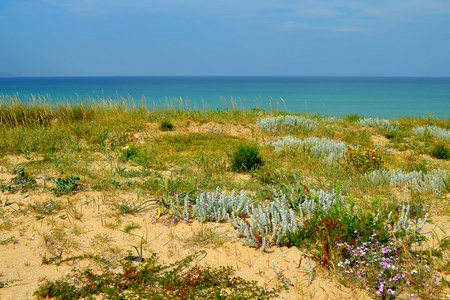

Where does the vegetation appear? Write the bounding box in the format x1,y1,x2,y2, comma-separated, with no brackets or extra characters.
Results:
159,119,175,131
50,175,81,196
0,97,449,299
34,251,280,299
431,144,450,160
341,144,384,174
230,144,264,172
1,165,36,192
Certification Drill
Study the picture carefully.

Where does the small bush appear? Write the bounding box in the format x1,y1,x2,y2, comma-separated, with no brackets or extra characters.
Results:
344,113,362,123
119,146,149,166
230,144,264,172
159,120,174,131
431,144,450,160
120,145,140,162
384,129,407,141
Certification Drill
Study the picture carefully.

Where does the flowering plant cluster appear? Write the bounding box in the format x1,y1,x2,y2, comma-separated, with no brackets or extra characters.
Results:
336,234,441,299
341,144,384,174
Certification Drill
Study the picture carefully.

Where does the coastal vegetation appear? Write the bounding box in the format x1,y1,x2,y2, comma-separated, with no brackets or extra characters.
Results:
0,97,449,299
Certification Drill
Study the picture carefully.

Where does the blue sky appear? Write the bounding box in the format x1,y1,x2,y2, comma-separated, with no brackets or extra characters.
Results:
1,0,450,76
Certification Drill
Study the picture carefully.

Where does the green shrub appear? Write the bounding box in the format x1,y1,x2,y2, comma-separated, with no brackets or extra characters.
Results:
384,129,407,141
230,144,264,172
431,144,450,160
344,113,362,123
120,145,140,162
119,146,149,166
159,120,174,131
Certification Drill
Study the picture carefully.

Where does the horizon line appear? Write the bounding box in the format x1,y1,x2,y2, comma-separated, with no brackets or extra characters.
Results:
3,75,450,79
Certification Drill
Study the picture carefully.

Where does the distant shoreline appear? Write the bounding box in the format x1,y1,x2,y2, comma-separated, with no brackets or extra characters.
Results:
0,73,24,78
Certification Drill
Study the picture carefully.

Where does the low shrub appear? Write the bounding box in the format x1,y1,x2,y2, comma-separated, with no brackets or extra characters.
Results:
230,144,264,172
384,129,407,141
431,144,450,160
284,188,428,272
159,120,174,131
344,113,363,123
120,145,140,161
120,145,149,166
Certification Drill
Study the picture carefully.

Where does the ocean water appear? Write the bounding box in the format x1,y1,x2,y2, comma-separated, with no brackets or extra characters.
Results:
1,76,449,118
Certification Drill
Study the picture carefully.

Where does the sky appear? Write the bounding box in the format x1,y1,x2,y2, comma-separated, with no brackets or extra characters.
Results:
1,0,450,77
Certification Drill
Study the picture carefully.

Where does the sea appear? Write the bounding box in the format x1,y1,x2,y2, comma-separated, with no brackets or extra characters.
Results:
1,76,449,118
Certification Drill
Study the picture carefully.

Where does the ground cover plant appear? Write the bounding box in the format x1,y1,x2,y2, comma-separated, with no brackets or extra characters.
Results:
1,165,36,192
34,251,281,300
0,98,449,299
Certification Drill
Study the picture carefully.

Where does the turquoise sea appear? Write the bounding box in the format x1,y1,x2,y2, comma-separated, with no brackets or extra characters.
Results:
0,76,449,118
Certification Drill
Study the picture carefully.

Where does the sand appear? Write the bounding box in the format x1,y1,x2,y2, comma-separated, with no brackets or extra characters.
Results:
0,176,374,299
